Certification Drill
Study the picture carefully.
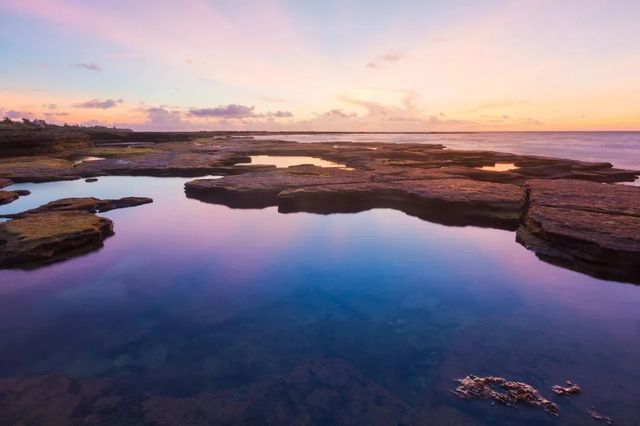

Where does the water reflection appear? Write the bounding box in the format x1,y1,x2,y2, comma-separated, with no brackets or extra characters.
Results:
0,176,639,424
71,156,105,166
247,155,347,168
478,163,519,172
254,132,640,170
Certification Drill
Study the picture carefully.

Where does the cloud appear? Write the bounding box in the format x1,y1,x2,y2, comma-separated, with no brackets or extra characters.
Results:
74,98,123,109
189,104,256,119
3,110,35,120
366,51,405,69
189,104,293,120
44,111,71,121
74,62,101,71
313,109,358,120
118,104,294,131
144,106,188,129
270,110,293,118
297,94,475,132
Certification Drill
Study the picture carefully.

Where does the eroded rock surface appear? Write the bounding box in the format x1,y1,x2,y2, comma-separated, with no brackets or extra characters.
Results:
552,381,582,396
0,196,153,268
2,196,153,219
0,210,113,267
454,375,559,416
186,165,523,228
517,179,640,283
1,134,639,281
0,190,19,205
0,179,28,206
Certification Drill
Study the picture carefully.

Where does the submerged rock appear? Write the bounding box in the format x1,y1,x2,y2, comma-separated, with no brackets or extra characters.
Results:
454,375,559,416
517,179,640,283
0,360,412,425
552,381,582,396
0,196,153,268
590,409,613,424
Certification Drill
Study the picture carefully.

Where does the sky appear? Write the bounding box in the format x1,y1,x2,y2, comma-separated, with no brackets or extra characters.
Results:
1,0,639,131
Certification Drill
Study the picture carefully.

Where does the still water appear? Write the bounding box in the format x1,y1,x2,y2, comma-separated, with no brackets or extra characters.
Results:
1,175,639,424
255,131,640,170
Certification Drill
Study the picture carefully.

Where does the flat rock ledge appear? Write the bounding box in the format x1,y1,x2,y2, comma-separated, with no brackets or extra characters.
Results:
0,197,152,268
517,179,640,283
185,165,523,229
0,179,33,206
0,190,20,206
1,196,153,219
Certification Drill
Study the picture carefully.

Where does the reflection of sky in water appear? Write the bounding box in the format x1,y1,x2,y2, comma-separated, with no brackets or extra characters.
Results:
621,177,640,186
478,163,518,172
247,155,346,168
255,132,640,170
1,176,639,424
72,156,105,166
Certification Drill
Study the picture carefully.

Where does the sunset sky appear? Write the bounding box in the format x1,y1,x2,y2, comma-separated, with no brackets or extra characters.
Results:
1,0,639,131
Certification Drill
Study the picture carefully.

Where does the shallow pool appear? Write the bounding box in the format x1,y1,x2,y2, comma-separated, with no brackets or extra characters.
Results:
0,176,638,424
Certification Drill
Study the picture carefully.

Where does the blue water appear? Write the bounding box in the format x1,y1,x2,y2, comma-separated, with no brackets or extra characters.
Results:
1,175,639,425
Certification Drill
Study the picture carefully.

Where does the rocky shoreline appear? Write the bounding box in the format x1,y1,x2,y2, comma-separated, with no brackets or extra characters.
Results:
1,133,638,281
0,197,152,268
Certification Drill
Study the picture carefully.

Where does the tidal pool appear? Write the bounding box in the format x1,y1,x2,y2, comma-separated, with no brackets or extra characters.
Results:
477,162,519,172
246,155,347,168
0,176,639,425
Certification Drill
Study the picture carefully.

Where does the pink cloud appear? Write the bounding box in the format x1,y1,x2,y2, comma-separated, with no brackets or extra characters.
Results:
73,98,123,109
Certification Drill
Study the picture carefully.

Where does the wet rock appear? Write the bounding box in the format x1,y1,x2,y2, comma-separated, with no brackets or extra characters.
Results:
0,178,12,188
185,165,372,209
0,210,113,267
551,381,582,396
0,156,79,182
186,166,523,229
0,190,19,205
453,375,559,416
0,197,153,268
517,179,640,283
2,196,153,219
1,133,639,280
590,409,613,424
1,136,637,185
278,178,522,229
